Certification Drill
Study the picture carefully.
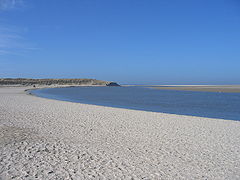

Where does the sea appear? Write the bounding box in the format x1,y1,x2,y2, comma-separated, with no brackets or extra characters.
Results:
31,86,240,121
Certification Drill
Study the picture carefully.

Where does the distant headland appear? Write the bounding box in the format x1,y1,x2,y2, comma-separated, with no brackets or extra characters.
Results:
0,78,120,87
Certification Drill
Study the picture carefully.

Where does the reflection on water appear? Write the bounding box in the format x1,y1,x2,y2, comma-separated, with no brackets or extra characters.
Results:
31,86,240,121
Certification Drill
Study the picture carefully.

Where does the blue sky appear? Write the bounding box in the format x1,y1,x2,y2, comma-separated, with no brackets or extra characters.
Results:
0,0,240,84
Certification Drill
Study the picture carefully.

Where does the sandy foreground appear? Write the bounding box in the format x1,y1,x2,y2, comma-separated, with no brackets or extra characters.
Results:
0,87,240,180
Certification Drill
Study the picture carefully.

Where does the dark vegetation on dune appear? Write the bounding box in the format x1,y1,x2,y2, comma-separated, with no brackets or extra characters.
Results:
0,78,120,86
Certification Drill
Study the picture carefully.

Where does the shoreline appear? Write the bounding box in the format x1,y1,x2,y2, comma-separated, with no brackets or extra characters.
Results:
28,86,240,122
1,86,240,179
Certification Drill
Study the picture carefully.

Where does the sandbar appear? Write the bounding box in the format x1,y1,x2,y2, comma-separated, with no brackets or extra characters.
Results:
152,85,240,93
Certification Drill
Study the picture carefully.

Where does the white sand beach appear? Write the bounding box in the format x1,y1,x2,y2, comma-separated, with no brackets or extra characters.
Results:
0,87,240,179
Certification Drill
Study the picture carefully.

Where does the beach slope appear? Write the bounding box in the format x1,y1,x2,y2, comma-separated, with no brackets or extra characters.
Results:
0,87,240,179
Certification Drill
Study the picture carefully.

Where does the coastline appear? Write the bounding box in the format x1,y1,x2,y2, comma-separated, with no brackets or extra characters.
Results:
1,86,240,179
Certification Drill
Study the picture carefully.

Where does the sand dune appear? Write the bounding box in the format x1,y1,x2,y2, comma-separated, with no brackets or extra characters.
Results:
0,87,240,179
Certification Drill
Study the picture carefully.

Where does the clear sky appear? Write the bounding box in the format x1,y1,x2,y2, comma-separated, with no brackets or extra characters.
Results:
0,0,240,85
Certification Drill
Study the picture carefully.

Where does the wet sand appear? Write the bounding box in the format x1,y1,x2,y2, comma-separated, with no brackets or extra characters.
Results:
0,87,240,179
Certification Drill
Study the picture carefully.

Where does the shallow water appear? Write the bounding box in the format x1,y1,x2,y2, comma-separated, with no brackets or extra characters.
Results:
31,86,240,121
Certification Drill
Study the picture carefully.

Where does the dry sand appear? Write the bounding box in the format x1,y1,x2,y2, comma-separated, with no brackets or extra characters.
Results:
0,87,240,179
152,85,240,93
